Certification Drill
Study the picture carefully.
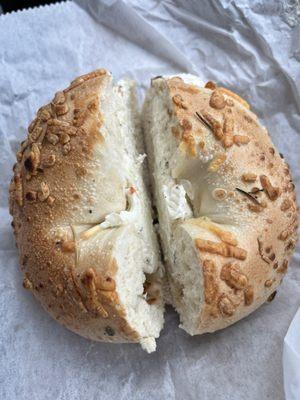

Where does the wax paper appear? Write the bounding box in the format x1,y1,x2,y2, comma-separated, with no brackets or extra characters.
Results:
0,1,299,399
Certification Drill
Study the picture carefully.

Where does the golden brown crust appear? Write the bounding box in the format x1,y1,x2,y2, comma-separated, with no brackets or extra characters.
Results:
9,69,140,344
165,76,298,333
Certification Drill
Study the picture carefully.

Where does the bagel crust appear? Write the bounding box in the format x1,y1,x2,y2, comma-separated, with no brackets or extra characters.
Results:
9,70,141,344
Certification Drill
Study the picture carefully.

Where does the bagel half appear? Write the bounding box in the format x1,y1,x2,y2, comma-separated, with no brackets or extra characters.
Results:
142,74,298,335
9,70,164,353
9,70,298,351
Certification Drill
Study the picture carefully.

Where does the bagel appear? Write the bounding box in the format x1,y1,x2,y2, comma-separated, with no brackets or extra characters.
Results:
9,70,164,353
143,74,298,334
9,70,297,351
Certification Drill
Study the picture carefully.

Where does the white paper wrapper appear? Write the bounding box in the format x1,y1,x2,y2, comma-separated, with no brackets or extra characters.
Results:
0,1,299,399
284,306,300,400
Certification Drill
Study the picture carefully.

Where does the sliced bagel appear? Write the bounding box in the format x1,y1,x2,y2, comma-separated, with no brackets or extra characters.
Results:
142,74,298,334
9,70,164,352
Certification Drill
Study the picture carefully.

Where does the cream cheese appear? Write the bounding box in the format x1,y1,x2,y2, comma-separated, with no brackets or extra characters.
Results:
99,188,141,229
162,184,192,220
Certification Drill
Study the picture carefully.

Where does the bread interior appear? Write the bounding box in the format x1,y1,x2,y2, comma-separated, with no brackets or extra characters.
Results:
98,79,164,351
142,77,205,334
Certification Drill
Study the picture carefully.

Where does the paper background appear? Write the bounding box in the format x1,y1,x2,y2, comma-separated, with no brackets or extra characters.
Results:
0,1,299,399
